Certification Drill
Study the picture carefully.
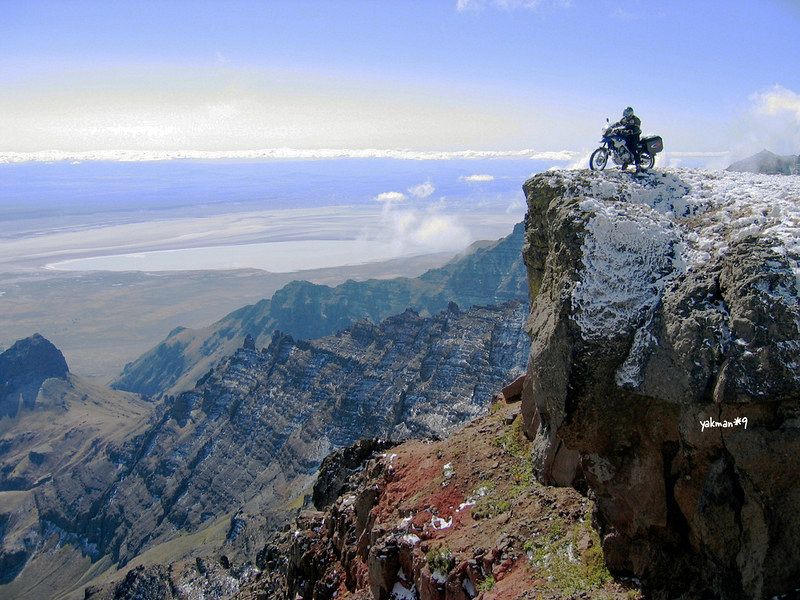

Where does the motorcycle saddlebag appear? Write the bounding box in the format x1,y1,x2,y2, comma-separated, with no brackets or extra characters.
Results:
643,135,663,154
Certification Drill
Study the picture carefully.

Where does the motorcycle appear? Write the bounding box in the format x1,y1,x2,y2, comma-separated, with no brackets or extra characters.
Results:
589,119,663,171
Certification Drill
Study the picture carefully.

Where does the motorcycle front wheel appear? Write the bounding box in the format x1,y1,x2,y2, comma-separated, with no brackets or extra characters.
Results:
589,148,608,171
638,152,655,170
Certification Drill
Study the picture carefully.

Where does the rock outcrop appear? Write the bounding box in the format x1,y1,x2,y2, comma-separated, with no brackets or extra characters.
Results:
0,333,68,417
0,338,151,596
726,149,799,175
237,395,641,600
112,224,528,397
521,169,800,598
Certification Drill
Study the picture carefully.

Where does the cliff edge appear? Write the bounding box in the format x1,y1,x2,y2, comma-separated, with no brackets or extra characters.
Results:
521,169,800,598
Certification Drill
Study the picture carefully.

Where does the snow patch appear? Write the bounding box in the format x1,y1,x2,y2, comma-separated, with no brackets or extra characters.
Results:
457,500,476,511
571,196,677,340
391,581,417,600
544,169,800,345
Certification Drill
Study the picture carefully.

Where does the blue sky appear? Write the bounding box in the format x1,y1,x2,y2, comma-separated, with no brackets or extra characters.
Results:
2,0,799,154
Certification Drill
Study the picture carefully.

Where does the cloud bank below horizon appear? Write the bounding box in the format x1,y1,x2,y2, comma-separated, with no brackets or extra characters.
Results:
0,148,578,164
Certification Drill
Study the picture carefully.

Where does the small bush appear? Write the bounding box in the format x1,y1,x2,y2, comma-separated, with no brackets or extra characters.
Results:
472,497,511,520
477,575,495,591
426,545,455,576
492,416,529,457
527,509,612,595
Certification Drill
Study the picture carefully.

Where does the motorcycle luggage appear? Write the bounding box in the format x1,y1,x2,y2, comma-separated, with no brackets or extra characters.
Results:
643,135,663,154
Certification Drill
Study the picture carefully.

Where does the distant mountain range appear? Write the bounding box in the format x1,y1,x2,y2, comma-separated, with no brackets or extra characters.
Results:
726,149,799,174
112,222,528,398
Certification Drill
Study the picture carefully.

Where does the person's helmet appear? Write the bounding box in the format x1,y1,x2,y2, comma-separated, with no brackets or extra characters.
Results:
623,107,634,118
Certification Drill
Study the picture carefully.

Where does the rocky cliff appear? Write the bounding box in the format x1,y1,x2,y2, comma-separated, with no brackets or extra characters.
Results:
0,336,152,597
232,391,641,600
6,301,528,598
87,301,528,566
521,169,800,598
0,333,69,418
112,224,527,397
87,386,641,600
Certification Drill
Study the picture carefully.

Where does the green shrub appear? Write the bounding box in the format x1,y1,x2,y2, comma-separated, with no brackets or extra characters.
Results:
492,416,529,457
426,545,455,576
472,497,511,520
477,575,495,591
527,511,612,595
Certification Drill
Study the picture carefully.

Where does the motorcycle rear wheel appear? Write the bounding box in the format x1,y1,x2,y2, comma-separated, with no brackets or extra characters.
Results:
589,148,608,171
638,152,655,170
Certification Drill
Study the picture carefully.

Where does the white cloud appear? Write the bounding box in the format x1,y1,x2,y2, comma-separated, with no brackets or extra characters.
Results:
387,208,471,253
753,85,800,121
460,174,495,182
730,85,800,157
408,181,435,199
0,66,582,153
505,197,525,214
0,148,578,164
375,191,407,203
411,214,469,247
566,151,591,170
376,190,472,255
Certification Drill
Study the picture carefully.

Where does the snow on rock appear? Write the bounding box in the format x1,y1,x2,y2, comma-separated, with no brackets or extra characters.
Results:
390,580,417,600
430,516,452,530
537,169,800,342
571,196,677,341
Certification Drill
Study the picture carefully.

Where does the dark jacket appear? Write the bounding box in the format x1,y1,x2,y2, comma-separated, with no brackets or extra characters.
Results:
613,114,641,137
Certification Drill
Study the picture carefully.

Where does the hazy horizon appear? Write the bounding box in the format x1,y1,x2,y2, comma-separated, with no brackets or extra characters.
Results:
3,1,799,157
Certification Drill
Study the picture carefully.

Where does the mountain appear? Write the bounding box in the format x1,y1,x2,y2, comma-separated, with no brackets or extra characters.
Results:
3,302,528,598
105,396,643,600
0,333,69,418
111,224,528,398
520,169,800,598
725,149,798,174
0,336,152,598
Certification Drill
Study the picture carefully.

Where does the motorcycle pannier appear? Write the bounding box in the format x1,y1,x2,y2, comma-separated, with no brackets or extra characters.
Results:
643,135,663,154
